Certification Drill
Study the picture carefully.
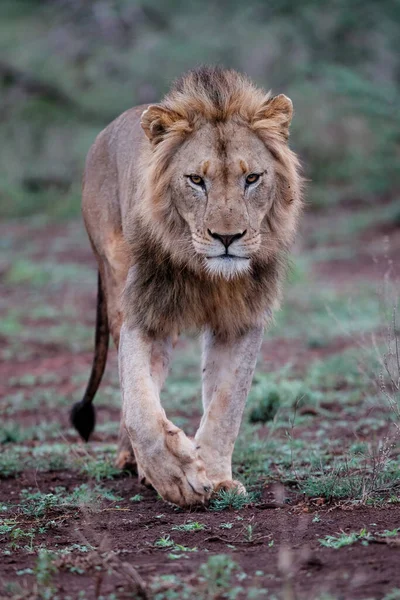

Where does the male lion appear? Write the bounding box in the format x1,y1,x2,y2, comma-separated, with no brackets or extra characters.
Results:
71,66,302,507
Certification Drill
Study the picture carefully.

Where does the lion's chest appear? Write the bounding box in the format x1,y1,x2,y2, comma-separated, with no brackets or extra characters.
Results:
124,259,278,339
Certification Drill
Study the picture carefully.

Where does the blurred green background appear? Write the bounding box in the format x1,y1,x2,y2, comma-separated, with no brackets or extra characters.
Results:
2,9,400,588
1,0,399,220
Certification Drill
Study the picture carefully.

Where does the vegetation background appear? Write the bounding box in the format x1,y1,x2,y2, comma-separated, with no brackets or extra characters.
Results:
1,2,400,599
1,0,399,219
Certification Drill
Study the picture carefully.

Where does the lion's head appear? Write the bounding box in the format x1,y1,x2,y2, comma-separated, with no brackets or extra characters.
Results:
138,66,302,280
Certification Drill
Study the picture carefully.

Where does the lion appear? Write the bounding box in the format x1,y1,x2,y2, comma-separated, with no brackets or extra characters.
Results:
70,66,303,507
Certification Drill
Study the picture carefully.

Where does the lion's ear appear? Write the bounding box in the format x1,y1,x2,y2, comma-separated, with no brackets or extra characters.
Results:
253,94,293,140
141,104,191,145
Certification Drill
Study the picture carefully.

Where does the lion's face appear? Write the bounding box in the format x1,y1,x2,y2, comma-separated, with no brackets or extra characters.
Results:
141,86,300,280
169,121,277,279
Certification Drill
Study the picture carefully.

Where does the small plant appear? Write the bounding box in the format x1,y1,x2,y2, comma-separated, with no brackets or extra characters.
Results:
220,522,233,529
154,535,175,549
249,388,280,423
0,519,17,535
78,457,120,481
9,527,35,551
0,423,26,444
0,451,23,478
312,513,321,523
167,553,185,561
34,549,58,600
172,543,197,552
378,528,399,538
300,458,400,503
383,589,400,600
210,488,253,511
20,490,61,518
198,554,239,596
16,568,34,576
130,494,143,502
300,467,362,501
155,534,197,559
168,543,198,559
319,529,373,549
245,524,255,542
172,521,205,532
60,543,93,554
19,484,121,518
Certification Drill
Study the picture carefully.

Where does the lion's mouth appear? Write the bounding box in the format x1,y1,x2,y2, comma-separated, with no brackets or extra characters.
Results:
207,254,250,260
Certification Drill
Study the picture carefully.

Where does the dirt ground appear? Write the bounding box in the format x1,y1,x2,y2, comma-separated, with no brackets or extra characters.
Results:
1,207,400,600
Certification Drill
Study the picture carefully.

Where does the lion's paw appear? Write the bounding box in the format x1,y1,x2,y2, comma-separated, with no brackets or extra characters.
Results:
115,449,137,473
136,422,213,507
213,479,247,495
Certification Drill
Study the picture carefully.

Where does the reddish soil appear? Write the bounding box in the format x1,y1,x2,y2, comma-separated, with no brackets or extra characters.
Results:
1,218,400,599
1,473,400,600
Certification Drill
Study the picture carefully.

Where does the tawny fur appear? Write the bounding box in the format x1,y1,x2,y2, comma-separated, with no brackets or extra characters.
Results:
121,66,303,339
76,66,303,505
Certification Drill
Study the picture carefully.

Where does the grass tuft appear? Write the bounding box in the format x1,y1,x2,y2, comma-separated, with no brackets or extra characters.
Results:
171,521,205,532
210,488,254,512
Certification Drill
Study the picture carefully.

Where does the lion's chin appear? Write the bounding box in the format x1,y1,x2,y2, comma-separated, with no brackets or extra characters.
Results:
204,256,251,280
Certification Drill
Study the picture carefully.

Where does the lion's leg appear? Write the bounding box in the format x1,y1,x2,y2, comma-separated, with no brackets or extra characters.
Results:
195,326,263,492
98,251,136,471
119,322,212,506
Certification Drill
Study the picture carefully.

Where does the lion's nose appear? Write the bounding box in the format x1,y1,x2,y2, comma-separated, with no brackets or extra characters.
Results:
207,229,246,249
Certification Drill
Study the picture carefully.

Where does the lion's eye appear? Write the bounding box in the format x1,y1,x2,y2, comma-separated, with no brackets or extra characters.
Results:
245,173,261,186
188,175,204,187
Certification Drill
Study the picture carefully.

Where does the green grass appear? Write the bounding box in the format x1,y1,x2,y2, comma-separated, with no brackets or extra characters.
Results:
319,528,399,549
0,451,24,478
33,549,58,599
171,521,206,532
1,50,400,592
19,484,122,518
1,0,400,219
319,529,372,549
0,422,63,444
130,494,144,503
77,456,121,481
0,310,94,352
271,282,385,342
248,374,324,419
248,388,281,424
0,484,122,558
379,528,399,538
383,591,400,600
210,489,256,512
150,554,271,599
154,535,175,549
4,259,93,288
0,444,124,480
300,461,400,503
198,555,239,591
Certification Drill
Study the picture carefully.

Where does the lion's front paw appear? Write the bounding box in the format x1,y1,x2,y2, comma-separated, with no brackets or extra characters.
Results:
136,421,213,507
213,479,247,495
115,449,137,472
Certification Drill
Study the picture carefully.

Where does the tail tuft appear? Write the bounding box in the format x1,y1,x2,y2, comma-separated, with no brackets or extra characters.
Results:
70,400,96,442
70,270,109,442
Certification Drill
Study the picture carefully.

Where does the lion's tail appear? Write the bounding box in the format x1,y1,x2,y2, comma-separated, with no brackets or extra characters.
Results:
70,270,109,441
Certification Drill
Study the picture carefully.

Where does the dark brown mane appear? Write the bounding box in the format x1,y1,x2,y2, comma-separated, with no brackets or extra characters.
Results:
123,218,285,341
